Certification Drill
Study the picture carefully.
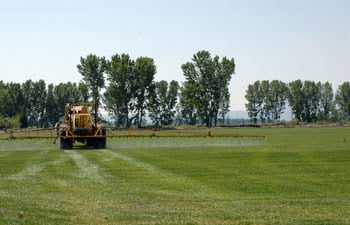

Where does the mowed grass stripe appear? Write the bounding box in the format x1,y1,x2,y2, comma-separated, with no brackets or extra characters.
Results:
5,156,66,181
3,150,72,182
0,150,52,177
65,150,107,184
67,150,198,224
107,151,156,171
249,150,349,198
0,150,13,158
104,150,235,199
0,151,78,224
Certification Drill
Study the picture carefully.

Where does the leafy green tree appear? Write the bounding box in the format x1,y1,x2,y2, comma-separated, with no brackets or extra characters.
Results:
148,80,179,127
319,82,333,121
0,115,21,128
147,82,161,127
20,79,47,127
15,80,46,127
330,107,343,122
179,84,198,125
69,83,80,104
22,80,36,127
269,80,288,122
166,80,180,125
174,104,183,125
245,81,262,123
288,80,304,121
219,87,230,125
133,57,156,127
301,81,320,123
104,53,135,127
211,57,235,126
288,80,321,123
78,82,89,103
181,50,235,127
246,80,287,123
45,84,57,126
260,80,271,123
0,81,6,117
2,82,24,118
77,54,107,125
54,83,74,119
335,81,350,120
33,80,47,127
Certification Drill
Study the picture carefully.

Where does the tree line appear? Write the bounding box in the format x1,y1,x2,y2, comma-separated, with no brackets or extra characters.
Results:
0,50,235,128
245,80,350,123
0,80,89,128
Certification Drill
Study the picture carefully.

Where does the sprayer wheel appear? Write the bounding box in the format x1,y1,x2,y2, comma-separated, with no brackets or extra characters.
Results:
100,137,106,149
60,131,73,150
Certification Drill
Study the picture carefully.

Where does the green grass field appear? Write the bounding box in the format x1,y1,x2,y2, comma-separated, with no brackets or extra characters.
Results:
0,127,349,224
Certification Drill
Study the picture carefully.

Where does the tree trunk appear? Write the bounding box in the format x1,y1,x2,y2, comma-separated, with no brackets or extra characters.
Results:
94,92,99,128
138,106,144,128
94,103,98,127
206,115,210,127
221,112,225,125
124,107,130,127
214,111,219,127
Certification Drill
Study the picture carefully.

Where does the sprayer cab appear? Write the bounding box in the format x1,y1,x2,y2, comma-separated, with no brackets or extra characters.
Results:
67,104,93,129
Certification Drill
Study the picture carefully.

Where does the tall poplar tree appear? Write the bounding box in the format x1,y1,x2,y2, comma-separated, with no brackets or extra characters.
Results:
77,54,107,126
179,84,198,125
245,81,262,123
181,50,235,127
148,80,179,127
269,80,288,122
105,53,135,127
335,81,350,120
133,57,156,127
319,82,333,121
288,80,304,121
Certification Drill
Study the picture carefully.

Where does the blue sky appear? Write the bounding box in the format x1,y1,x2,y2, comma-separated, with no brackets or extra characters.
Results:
0,0,349,110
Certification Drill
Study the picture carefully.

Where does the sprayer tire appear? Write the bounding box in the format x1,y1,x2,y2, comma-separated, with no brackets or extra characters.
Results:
99,137,106,149
60,131,73,150
86,138,95,147
100,128,106,149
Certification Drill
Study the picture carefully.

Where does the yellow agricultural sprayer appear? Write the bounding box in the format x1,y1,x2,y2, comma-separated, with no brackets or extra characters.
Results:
0,103,265,149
